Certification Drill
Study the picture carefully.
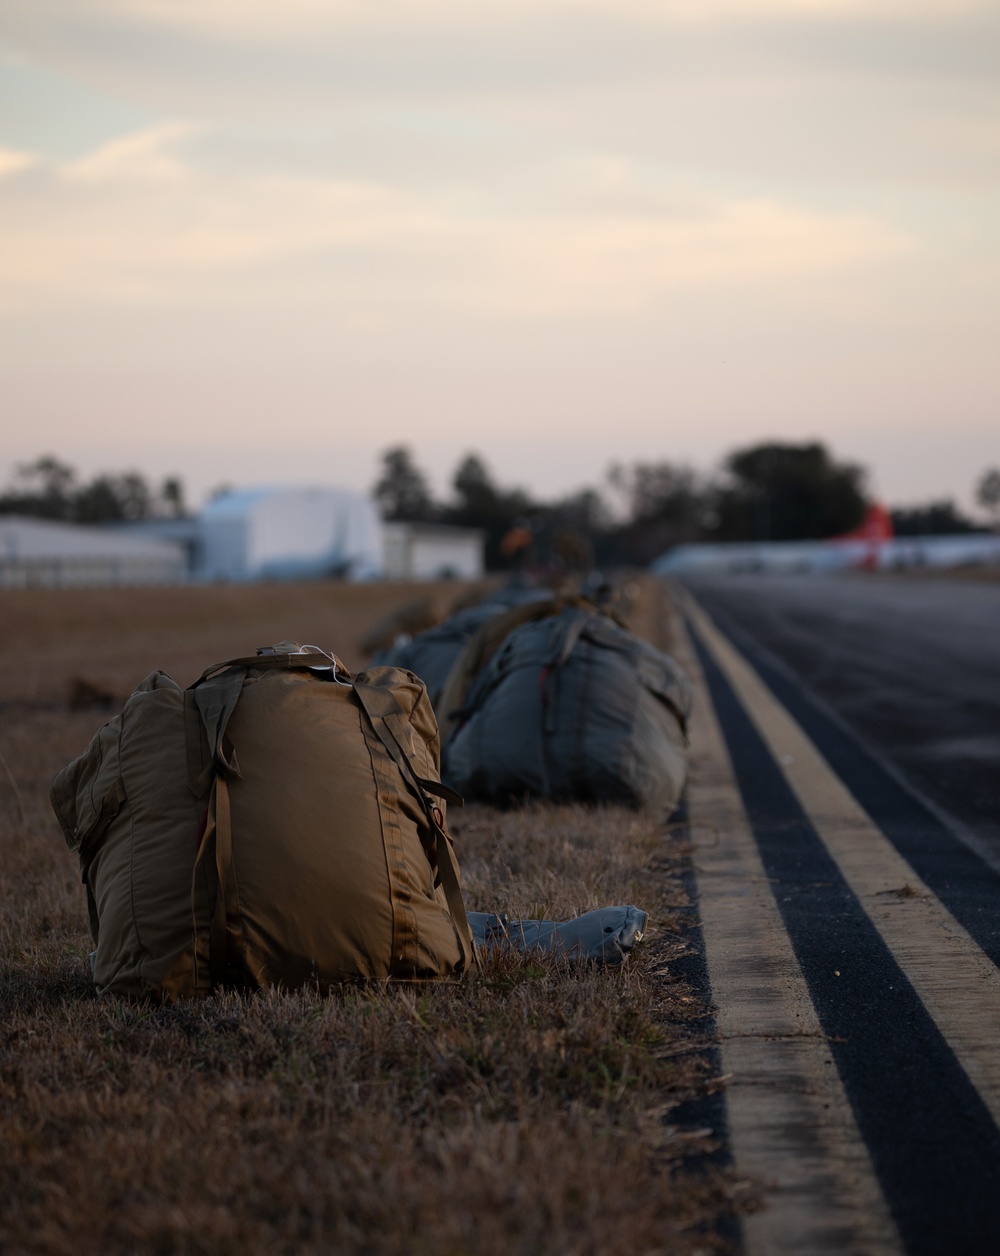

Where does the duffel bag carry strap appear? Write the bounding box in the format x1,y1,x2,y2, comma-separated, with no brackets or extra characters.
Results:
190,653,346,984
192,653,476,987
546,606,595,672
194,765,246,989
190,664,251,988
191,649,350,987
539,607,596,735
192,647,357,986
353,682,478,975
192,646,352,780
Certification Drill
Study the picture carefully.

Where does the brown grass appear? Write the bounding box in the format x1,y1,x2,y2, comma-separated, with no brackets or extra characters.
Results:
0,575,742,1255
0,579,498,705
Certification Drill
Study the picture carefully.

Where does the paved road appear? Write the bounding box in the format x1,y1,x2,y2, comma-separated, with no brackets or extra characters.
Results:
670,575,1000,1255
680,571,1000,864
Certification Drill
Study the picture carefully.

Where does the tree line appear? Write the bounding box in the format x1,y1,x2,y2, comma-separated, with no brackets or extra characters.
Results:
375,444,999,570
3,447,997,571
0,456,187,524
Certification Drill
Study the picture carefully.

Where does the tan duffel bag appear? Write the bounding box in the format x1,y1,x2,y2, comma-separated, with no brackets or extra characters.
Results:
51,644,476,1000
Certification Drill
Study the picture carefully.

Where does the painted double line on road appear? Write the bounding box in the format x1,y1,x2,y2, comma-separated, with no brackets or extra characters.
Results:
675,590,1000,1256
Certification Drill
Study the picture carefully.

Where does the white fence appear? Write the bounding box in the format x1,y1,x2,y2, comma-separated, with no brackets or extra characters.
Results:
0,517,187,588
0,556,186,588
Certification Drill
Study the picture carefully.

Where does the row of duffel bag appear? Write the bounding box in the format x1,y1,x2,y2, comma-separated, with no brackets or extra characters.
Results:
378,590,692,818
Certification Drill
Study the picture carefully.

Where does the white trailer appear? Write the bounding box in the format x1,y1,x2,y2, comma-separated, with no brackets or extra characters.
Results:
381,522,485,580
198,487,384,582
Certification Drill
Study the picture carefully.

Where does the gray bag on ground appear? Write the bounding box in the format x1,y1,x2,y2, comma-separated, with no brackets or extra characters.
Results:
442,606,691,816
468,906,647,964
374,588,552,710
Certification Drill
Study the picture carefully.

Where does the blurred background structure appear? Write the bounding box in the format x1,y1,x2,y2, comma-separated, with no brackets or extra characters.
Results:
2,440,997,587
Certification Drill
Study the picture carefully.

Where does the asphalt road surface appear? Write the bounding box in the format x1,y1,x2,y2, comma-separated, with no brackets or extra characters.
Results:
680,571,1000,866
674,571,1000,1254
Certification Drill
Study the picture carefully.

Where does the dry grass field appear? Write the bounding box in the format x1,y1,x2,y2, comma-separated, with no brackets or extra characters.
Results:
0,576,744,1255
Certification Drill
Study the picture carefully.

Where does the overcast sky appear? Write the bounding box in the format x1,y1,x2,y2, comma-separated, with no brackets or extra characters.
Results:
1,0,997,513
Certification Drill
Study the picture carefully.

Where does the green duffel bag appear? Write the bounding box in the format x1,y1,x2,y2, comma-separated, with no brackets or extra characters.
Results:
51,644,476,1000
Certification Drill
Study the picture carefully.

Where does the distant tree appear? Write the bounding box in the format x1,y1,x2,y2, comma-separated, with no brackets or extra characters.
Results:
712,442,867,541
160,476,187,518
0,457,171,524
544,487,611,538
451,454,497,518
73,472,152,523
608,461,710,563
372,446,438,521
976,468,1000,528
446,453,536,568
0,455,77,519
891,499,980,536
73,477,126,523
532,488,614,573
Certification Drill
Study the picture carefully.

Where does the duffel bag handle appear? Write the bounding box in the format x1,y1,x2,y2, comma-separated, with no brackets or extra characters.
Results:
195,645,352,686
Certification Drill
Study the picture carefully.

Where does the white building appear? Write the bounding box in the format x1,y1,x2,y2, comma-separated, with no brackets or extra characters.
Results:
381,522,485,580
198,486,384,582
0,516,186,588
0,490,487,588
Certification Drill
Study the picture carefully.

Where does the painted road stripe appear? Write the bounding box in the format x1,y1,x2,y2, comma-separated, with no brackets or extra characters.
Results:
683,592,1000,1136
691,623,1000,1252
673,618,901,1256
689,595,1000,967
